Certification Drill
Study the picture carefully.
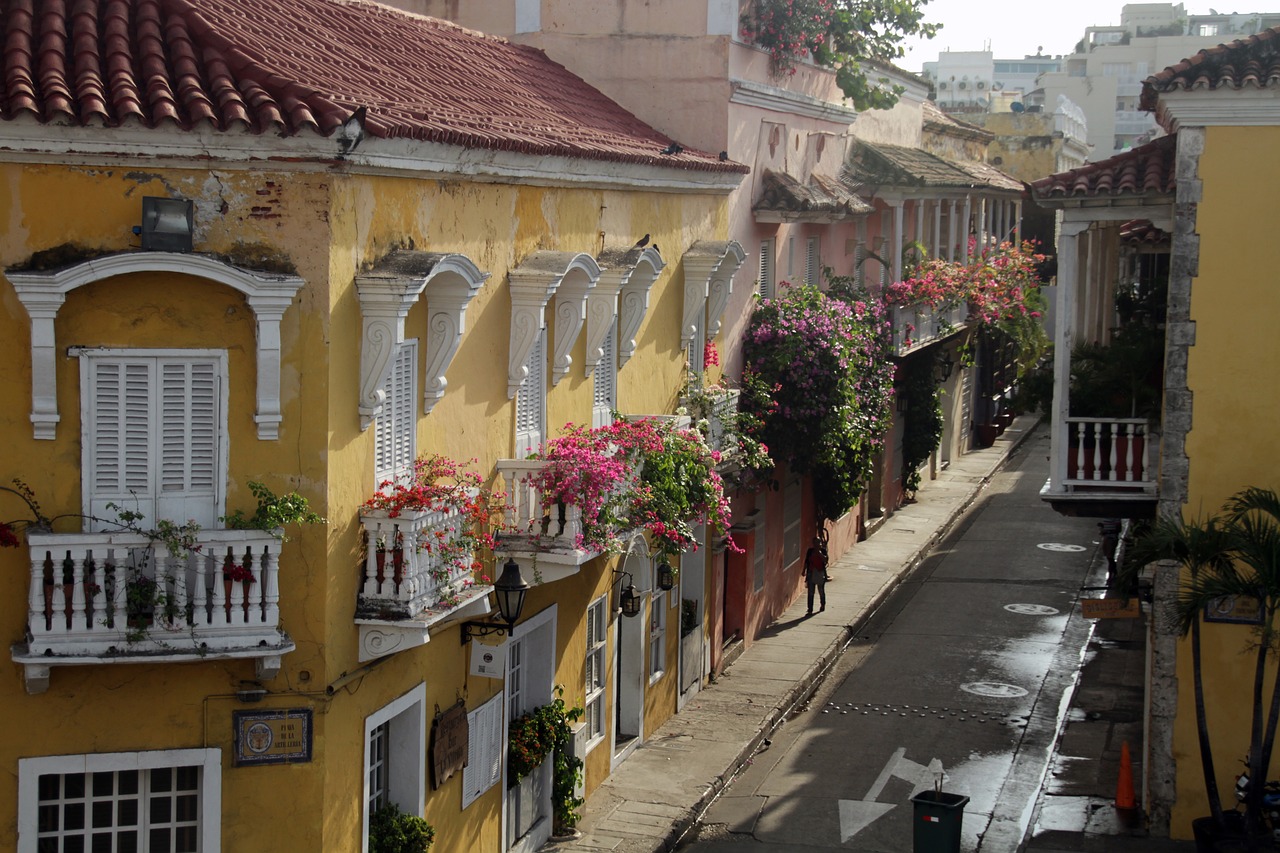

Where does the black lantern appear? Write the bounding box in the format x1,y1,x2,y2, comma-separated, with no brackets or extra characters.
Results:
461,557,531,644
656,559,676,592
936,351,955,382
619,581,642,618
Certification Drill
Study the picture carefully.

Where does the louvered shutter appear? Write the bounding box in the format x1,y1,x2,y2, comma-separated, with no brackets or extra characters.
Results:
592,325,616,428
462,693,504,808
805,237,819,286
375,340,417,483
515,332,545,457
854,240,867,287
84,354,223,529
87,358,156,524
758,239,774,300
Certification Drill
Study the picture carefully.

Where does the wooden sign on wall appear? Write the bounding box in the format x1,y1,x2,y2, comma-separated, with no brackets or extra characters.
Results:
431,701,469,790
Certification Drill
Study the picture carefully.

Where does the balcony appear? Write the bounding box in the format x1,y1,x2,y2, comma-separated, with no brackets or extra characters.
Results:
492,460,598,579
355,508,494,662
890,302,967,356
703,388,741,457
12,529,295,694
1042,417,1158,518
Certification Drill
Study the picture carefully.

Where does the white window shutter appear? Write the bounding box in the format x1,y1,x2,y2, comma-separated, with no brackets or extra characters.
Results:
805,237,819,286
758,239,774,300
375,340,417,483
515,332,545,457
87,359,156,523
157,361,220,526
462,693,504,808
592,325,616,429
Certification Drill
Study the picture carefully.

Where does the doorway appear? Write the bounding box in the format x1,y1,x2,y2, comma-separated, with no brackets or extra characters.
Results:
505,606,556,853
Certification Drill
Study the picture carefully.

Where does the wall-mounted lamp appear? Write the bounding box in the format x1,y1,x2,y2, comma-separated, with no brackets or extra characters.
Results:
139,196,194,252
656,559,675,592
461,557,531,644
936,351,955,382
613,570,642,618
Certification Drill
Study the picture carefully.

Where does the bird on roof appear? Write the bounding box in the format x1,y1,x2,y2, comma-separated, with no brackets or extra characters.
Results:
719,151,729,161
336,106,367,157
660,142,683,156
633,233,650,249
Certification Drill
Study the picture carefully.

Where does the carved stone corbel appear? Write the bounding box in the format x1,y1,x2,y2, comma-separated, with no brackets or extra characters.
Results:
705,241,746,338
509,251,576,399
356,273,426,431
616,247,665,368
421,256,488,414
550,255,600,385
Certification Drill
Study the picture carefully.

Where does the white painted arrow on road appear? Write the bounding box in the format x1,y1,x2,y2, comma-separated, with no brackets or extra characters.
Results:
839,747,945,842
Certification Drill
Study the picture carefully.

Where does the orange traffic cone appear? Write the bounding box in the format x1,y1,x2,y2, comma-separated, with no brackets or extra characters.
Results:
1115,740,1137,810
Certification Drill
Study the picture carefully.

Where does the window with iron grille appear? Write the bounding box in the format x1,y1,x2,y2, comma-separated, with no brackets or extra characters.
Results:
367,721,390,816
19,749,219,853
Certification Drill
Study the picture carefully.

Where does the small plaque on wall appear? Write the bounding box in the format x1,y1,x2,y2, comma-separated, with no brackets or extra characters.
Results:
233,709,314,766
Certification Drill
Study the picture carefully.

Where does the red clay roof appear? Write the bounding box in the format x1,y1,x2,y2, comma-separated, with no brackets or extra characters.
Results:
1141,25,1280,111
0,0,742,172
1029,135,1176,201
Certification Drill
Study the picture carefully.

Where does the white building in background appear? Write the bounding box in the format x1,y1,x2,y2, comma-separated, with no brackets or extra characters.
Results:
923,3,1280,159
921,51,1063,114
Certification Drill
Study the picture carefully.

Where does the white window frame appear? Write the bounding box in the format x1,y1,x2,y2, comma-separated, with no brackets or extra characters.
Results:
375,339,418,485
649,562,666,683
78,348,228,531
18,748,221,853
758,238,775,300
362,683,426,853
462,692,505,809
584,595,608,749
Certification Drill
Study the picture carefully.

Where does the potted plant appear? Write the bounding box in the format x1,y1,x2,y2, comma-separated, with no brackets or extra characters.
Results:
222,481,325,539
368,802,434,853
507,687,585,837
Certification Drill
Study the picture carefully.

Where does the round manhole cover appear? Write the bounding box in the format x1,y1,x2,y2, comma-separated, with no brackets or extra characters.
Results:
1038,543,1087,552
1004,603,1060,616
960,682,1029,698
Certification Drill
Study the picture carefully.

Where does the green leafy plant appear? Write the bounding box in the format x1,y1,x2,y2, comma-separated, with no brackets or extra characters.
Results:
0,479,51,547
739,0,940,110
368,802,434,853
507,687,585,834
899,358,944,495
741,280,895,522
222,481,325,540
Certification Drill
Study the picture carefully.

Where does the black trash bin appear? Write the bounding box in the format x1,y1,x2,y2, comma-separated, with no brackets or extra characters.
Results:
909,790,970,853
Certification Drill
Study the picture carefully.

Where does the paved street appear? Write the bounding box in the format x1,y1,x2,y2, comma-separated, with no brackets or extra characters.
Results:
680,433,1105,852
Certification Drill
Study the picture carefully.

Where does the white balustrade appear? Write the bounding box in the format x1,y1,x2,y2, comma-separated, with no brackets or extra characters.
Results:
358,507,481,619
23,529,283,656
704,388,741,455
495,460,585,551
891,302,967,355
1062,417,1154,490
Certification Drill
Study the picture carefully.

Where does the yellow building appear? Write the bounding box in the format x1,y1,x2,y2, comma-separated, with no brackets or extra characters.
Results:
0,2,747,851
1033,27,1280,840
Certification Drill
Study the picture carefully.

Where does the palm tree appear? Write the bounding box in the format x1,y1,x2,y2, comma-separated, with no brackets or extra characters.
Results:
1127,513,1235,829
1166,486,1280,846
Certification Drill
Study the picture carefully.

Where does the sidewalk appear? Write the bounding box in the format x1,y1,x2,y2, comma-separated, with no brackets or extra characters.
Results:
551,415,1043,853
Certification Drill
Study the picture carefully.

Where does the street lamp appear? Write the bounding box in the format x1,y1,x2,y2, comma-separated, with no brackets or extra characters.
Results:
461,557,531,644
613,570,643,618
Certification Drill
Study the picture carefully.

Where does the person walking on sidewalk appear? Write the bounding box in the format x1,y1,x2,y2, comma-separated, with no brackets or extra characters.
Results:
804,537,827,615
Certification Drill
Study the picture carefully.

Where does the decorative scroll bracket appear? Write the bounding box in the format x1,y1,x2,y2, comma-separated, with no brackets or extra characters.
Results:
508,251,587,398
550,255,601,386
616,247,665,369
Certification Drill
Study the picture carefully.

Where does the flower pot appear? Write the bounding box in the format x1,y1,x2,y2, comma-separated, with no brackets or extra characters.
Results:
974,423,999,448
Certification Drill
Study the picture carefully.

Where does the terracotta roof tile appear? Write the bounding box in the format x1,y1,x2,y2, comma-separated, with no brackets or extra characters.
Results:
1119,219,1170,246
847,140,1021,192
1141,25,1280,111
0,0,743,173
1029,135,1176,201
753,169,873,220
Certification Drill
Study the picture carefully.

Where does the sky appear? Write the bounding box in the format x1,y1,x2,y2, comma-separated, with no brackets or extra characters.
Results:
898,0,1136,72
